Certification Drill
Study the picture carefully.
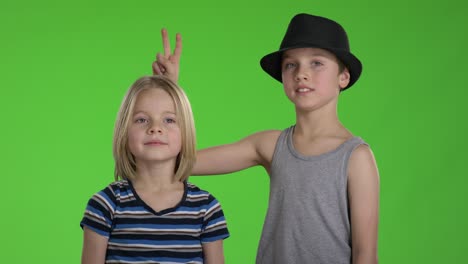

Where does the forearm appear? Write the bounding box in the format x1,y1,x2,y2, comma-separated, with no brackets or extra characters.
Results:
352,249,378,264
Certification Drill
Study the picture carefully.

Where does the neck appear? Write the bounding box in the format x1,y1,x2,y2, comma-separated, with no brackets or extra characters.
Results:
132,160,181,191
294,102,346,138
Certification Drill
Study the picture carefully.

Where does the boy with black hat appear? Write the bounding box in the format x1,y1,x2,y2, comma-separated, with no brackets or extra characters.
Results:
153,13,379,264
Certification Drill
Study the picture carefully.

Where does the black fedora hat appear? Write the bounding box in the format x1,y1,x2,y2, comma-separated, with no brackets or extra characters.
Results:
260,13,362,90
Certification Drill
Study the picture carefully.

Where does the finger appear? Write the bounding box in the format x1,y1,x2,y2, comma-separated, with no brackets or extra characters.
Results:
157,62,167,74
156,52,168,65
162,28,171,56
153,63,166,75
152,61,161,75
173,33,182,59
153,55,165,75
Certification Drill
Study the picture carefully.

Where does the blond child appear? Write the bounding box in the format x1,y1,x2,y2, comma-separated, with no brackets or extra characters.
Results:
154,13,379,264
80,76,229,264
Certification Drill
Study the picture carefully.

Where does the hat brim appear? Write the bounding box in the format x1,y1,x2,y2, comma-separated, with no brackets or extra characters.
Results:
260,45,362,90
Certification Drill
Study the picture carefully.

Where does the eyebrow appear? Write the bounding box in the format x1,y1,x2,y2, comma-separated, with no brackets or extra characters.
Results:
132,110,176,116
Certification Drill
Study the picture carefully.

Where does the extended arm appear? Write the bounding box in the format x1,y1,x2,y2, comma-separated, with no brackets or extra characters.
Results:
347,145,380,264
81,227,108,264
152,29,280,176
192,130,280,175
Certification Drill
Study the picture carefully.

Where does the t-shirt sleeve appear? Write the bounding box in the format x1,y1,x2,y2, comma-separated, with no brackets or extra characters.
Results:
200,194,230,243
80,185,117,238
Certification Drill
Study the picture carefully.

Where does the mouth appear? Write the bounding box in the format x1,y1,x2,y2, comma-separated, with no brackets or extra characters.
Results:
296,87,315,93
144,140,167,146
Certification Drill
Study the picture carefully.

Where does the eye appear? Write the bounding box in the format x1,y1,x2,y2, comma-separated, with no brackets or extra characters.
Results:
311,60,324,67
164,117,176,124
135,117,148,123
284,62,296,69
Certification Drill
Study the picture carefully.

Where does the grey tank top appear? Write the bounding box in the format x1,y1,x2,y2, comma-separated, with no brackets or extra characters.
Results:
256,126,366,264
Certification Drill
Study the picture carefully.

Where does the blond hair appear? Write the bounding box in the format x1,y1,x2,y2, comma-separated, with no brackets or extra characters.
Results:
113,75,196,182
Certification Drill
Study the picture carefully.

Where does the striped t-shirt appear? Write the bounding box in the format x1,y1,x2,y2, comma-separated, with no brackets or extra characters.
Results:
80,180,229,264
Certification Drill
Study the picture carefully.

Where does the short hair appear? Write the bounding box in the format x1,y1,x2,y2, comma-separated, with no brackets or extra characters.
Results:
113,75,196,182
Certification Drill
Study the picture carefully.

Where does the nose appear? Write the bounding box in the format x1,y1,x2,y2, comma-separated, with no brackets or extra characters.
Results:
294,65,309,81
148,121,163,134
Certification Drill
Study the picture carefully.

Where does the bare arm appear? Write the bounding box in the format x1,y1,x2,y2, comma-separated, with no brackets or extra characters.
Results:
152,29,280,176
348,145,380,264
81,227,108,264
193,130,280,175
202,240,225,264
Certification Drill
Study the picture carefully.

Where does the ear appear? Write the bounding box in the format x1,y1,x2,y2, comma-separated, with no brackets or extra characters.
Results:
339,68,351,90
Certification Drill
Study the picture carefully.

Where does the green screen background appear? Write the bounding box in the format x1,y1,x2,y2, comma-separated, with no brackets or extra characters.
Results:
1,0,467,263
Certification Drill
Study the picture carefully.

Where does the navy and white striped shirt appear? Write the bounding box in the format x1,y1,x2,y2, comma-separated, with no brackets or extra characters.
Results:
80,180,229,264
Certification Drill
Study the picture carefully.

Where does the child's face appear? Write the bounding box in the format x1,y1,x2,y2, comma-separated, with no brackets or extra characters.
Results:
127,88,182,165
281,47,350,111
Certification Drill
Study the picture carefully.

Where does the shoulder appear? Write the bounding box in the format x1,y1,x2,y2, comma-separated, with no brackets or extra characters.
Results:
249,129,282,143
347,143,379,182
248,129,283,165
100,180,130,195
81,182,127,237
186,182,225,213
186,182,207,194
90,180,131,205
107,179,130,190
349,144,376,167
186,182,215,202
237,129,281,144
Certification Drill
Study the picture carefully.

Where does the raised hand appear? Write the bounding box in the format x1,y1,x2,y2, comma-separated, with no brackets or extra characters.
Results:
152,28,182,84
